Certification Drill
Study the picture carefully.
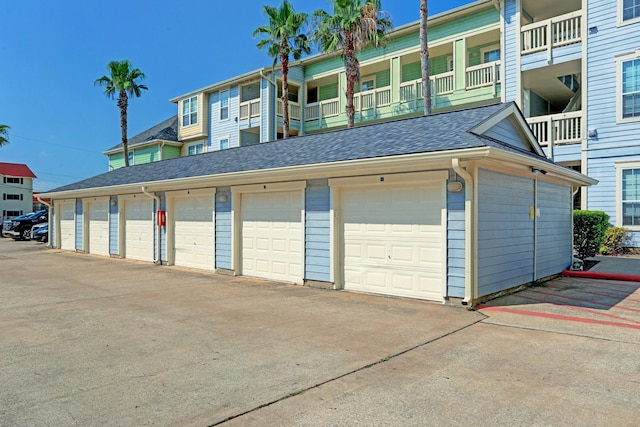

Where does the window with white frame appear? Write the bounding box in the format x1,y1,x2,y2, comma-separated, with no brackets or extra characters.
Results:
621,0,640,23
219,137,229,150
621,166,640,226
128,151,134,165
187,143,204,155
3,177,22,184
182,96,198,126
220,90,229,120
620,56,640,120
360,77,375,92
481,46,500,63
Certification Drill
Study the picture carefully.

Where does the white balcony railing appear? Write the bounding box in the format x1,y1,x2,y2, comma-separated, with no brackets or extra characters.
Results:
521,11,582,58
304,98,340,121
276,99,301,120
526,111,582,146
353,86,392,111
466,61,501,90
239,99,260,120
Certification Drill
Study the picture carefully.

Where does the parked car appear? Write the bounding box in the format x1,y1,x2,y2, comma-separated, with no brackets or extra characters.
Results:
5,210,48,240
2,212,35,238
31,223,48,243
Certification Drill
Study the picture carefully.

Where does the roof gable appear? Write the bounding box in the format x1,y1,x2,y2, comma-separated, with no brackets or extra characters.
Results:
0,162,36,178
103,116,179,154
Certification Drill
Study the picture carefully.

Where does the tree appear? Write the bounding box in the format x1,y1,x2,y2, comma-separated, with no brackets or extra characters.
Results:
0,124,9,147
313,0,392,128
254,0,310,139
95,60,148,167
420,0,431,115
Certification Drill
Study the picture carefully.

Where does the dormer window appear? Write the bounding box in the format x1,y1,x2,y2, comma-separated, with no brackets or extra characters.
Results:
182,96,198,126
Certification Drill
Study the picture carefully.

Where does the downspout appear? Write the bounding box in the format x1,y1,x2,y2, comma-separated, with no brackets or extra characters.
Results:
37,196,52,248
452,158,475,306
533,175,538,282
141,186,162,264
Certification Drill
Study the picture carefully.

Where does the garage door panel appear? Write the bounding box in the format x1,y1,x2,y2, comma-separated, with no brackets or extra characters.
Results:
88,201,109,256
59,203,75,251
342,182,443,300
241,191,302,283
172,195,214,270
124,199,154,262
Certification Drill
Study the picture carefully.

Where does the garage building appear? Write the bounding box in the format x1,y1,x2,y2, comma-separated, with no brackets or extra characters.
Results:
39,103,596,306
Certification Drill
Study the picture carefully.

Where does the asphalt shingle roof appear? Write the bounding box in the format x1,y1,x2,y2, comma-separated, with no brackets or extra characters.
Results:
50,103,548,194
104,116,179,152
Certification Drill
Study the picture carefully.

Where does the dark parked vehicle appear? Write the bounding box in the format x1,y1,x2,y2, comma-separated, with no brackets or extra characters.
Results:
6,210,48,240
31,223,48,243
2,212,35,238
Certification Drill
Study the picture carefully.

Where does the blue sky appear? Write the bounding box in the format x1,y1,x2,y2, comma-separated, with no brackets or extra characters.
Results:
0,0,471,191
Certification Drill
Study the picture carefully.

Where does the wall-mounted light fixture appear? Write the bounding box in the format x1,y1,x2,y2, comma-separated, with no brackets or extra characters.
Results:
447,181,464,192
218,194,228,203
110,199,117,206
588,128,597,138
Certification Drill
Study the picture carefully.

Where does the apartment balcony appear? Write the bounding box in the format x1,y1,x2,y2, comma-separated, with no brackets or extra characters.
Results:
521,10,582,69
276,99,302,121
526,111,582,147
239,99,260,120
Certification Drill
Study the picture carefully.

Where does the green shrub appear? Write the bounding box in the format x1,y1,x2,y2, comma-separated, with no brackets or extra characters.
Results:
600,226,632,255
573,210,609,259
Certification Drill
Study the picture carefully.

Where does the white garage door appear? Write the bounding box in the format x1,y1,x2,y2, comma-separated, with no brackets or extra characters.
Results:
87,200,109,256
241,191,303,283
58,202,75,251
172,195,214,270
124,198,154,262
341,182,444,301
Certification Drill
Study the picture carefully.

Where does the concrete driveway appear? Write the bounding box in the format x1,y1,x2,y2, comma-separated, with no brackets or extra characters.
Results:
1,239,638,426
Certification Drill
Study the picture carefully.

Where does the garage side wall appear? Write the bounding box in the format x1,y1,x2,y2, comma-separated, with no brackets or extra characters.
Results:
536,181,573,278
109,196,118,256
305,179,331,282
215,187,232,269
447,177,466,298
477,169,534,296
159,193,167,263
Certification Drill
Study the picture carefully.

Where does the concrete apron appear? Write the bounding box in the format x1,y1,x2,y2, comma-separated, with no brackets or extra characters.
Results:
0,239,482,426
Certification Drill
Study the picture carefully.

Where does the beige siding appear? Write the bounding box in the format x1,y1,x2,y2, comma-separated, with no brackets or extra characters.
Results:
178,93,208,140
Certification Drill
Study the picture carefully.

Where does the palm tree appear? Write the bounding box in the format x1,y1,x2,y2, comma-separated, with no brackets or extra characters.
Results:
254,0,310,139
95,60,148,167
420,0,432,115
0,124,9,147
313,0,392,128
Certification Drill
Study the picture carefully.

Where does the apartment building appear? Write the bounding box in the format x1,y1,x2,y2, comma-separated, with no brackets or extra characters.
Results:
0,162,36,220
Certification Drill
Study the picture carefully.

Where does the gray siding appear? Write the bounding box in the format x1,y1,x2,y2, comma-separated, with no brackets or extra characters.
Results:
447,177,465,297
305,179,331,282
215,187,232,269
109,195,118,255
75,199,83,251
536,181,572,278
477,169,534,296
482,117,528,150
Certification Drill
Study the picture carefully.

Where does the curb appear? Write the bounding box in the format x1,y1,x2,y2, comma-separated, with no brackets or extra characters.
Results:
562,270,640,282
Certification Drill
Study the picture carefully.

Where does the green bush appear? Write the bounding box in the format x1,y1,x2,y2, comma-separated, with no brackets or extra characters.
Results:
600,226,632,255
573,210,609,259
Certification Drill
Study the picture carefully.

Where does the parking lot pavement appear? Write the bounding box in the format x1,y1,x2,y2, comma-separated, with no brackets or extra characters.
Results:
1,239,638,426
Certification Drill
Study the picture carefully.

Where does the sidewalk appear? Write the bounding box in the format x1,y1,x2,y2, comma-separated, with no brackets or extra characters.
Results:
587,255,640,275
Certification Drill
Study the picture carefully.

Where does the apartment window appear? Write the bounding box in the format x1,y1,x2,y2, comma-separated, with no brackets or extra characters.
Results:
622,0,640,22
621,57,640,119
3,177,22,184
360,77,375,92
182,96,198,126
482,47,501,63
3,193,22,200
447,56,454,72
4,210,21,217
128,151,134,165
220,90,229,120
187,143,204,155
622,167,640,226
219,137,229,150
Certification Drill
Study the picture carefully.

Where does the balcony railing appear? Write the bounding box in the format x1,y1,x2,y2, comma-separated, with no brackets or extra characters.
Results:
399,71,455,103
239,99,261,120
276,100,301,120
466,61,501,90
353,87,392,112
521,11,582,58
526,111,582,146
304,98,340,121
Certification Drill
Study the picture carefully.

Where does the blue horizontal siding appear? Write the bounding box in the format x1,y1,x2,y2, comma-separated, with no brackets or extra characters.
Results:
447,180,465,298
305,179,330,282
75,199,83,251
110,196,118,255
215,187,232,269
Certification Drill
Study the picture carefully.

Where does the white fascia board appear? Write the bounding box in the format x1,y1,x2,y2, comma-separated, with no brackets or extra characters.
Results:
102,139,182,155
169,67,269,102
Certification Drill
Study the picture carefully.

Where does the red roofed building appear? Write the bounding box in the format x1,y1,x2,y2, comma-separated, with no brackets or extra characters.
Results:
1,162,37,220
